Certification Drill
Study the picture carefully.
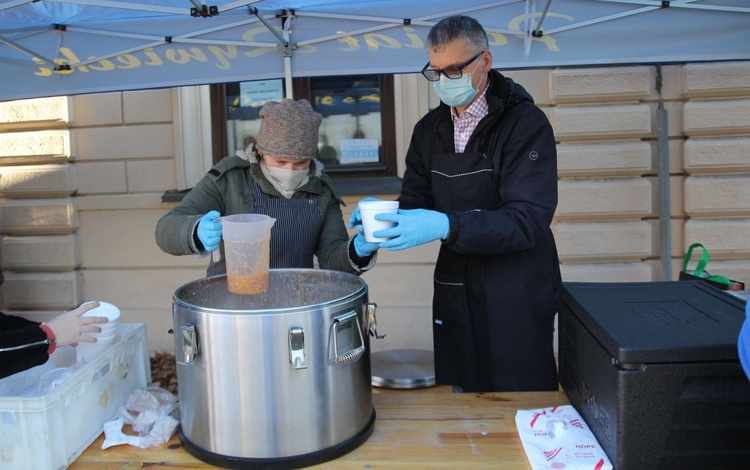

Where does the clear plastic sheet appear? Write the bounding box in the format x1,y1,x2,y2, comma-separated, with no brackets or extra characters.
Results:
102,387,179,450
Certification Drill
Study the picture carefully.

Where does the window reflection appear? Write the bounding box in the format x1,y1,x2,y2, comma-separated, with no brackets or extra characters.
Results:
224,76,383,170
313,76,382,168
226,79,285,155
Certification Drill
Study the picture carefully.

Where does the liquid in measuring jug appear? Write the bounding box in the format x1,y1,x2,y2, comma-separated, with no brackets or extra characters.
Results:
225,239,270,295
218,214,276,295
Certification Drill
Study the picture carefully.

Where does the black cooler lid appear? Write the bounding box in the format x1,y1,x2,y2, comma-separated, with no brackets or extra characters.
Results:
561,281,746,364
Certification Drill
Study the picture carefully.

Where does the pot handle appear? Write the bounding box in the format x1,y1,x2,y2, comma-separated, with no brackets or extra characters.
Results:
366,303,386,340
288,326,307,370
177,323,199,366
332,311,365,364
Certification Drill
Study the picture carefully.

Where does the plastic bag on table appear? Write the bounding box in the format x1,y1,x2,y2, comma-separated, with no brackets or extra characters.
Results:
515,404,612,470
101,386,179,450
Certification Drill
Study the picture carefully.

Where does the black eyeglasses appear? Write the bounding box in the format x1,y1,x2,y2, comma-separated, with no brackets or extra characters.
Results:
421,51,485,82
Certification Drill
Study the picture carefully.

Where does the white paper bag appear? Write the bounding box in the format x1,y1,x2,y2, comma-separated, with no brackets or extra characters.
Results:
515,405,612,470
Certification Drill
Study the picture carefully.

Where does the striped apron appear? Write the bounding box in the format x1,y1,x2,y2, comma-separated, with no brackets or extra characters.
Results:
251,179,323,268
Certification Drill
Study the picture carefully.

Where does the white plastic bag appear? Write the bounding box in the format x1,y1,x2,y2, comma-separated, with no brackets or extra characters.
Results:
515,405,612,470
101,386,179,449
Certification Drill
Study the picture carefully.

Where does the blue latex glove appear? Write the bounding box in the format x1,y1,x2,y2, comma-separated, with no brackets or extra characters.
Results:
740,300,750,380
375,209,449,251
348,197,381,229
353,226,380,257
197,210,222,252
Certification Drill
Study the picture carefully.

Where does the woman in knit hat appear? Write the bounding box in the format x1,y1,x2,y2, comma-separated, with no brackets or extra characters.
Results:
155,99,379,276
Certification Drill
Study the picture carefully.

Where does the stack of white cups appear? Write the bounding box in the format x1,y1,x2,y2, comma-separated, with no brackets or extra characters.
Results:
76,301,121,363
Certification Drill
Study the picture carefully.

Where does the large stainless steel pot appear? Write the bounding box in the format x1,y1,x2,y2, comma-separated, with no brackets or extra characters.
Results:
172,269,383,469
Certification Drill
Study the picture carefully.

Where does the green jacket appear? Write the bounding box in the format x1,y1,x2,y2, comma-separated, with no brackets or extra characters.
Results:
155,155,374,275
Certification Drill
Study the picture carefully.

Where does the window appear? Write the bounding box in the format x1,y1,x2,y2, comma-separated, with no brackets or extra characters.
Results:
211,75,396,179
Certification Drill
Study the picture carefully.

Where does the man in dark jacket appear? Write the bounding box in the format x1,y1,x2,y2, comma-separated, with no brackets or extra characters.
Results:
353,15,561,392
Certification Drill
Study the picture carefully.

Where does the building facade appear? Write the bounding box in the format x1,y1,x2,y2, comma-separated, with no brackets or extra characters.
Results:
1,61,749,355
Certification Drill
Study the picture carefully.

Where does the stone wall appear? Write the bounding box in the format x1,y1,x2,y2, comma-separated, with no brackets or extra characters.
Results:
1,61,748,355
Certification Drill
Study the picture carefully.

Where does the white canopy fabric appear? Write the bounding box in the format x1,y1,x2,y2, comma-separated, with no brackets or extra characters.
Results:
0,0,749,101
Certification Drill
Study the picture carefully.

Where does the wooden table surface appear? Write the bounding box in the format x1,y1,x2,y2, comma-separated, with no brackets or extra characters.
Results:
71,386,570,469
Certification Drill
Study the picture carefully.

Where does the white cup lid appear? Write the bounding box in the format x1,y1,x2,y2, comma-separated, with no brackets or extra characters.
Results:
81,301,121,321
358,200,399,210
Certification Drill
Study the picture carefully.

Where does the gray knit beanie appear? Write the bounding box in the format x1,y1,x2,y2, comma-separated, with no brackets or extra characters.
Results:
255,99,323,159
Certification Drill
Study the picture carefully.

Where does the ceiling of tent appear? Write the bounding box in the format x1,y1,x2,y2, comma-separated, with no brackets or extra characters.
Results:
0,0,748,101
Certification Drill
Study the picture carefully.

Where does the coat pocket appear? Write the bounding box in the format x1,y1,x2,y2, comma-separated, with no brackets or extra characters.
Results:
433,271,469,327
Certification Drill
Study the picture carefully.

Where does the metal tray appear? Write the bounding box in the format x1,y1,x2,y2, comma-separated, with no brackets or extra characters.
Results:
371,349,436,389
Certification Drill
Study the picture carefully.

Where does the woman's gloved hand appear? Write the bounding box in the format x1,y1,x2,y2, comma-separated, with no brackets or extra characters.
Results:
197,210,222,252
353,226,380,257
375,209,449,251
348,197,381,229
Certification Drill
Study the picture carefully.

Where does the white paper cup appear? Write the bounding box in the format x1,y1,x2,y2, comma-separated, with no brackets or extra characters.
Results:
81,301,121,323
93,332,116,342
359,200,399,242
96,321,119,334
76,334,117,363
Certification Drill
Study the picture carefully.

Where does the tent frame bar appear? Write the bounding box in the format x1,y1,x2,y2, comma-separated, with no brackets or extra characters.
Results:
0,34,58,67
0,0,34,13
597,0,750,14
48,0,187,15
533,0,553,36
539,0,749,37
250,6,288,48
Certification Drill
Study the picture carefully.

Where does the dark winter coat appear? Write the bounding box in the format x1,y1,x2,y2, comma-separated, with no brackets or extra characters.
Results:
155,154,373,275
399,69,561,392
0,313,48,379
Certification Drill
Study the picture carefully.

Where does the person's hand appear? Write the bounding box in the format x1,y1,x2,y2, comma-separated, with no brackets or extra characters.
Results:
375,209,449,251
348,197,381,229
45,302,108,347
353,226,380,257
197,210,222,252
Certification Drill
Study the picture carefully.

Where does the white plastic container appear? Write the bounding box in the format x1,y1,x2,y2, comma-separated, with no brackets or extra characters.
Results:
0,323,150,470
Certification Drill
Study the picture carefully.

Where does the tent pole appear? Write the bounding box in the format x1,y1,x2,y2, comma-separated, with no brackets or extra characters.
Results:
656,65,672,281
282,9,294,99
249,5,294,98
284,54,293,99
534,0,553,36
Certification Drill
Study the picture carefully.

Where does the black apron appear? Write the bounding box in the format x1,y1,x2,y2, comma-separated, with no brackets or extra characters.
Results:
207,179,323,276
429,151,558,392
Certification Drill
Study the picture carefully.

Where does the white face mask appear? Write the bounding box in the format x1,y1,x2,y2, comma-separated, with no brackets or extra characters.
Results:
432,58,483,108
261,161,310,197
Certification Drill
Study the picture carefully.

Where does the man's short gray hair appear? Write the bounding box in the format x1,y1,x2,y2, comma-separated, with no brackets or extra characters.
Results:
426,15,489,54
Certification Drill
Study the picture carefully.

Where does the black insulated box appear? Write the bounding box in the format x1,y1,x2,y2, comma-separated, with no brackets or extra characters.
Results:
558,281,750,470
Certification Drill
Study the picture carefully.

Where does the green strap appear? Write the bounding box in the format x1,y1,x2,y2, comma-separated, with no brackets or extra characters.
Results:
682,243,732,285
683,243,709,275
706,274,733,285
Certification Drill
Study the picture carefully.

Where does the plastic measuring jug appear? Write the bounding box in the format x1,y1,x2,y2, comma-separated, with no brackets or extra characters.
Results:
216,214,276,295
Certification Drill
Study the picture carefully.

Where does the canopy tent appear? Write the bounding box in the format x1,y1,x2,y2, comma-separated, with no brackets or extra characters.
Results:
0,0,749,102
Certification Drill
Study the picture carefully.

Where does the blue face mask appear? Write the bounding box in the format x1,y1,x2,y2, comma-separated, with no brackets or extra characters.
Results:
432,59,482,107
